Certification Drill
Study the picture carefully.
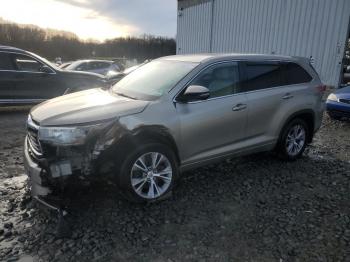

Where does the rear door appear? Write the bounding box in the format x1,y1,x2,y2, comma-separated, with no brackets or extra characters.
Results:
242,61,313,146
0,52,17,102
176,61,248,164
241,61,286,145
10,53,58,100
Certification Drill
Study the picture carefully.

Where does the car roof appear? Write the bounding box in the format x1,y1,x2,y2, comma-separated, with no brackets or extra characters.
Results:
0,45,27,53
159,53,303,63
74,59,114,63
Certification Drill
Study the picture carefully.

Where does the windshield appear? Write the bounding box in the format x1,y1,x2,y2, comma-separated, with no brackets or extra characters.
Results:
112,60,198,100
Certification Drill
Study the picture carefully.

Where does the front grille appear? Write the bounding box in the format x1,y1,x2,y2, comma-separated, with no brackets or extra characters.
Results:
27,125,43,158
339,98,350,105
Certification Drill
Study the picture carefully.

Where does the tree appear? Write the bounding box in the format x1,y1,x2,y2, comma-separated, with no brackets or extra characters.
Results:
0,23,176,62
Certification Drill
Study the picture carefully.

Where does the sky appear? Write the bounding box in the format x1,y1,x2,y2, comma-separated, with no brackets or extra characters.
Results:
0,0,177,41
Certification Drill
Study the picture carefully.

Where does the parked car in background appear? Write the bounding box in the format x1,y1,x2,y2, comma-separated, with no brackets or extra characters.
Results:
105,61,148,85
65,59,121,75
343,65,350,85
24,54,325,206
326,85,350,120
0,45,106,105
59,61,72,69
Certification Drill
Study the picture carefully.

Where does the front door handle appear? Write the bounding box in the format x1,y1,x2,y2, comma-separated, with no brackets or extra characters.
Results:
282,93,294,100
232,103,247,111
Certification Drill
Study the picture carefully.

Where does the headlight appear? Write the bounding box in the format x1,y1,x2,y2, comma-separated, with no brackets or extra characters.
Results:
38,121,112,146
327,93,338,102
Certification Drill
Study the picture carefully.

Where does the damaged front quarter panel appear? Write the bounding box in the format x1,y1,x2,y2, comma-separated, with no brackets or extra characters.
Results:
45,119,124,178
24,118,131,211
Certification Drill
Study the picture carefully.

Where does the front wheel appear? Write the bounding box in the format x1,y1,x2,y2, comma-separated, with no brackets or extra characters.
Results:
117,143,178,203
277,118,309,161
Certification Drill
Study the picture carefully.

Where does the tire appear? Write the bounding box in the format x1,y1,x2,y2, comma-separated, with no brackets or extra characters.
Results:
117,143,178,203
276,118,309,161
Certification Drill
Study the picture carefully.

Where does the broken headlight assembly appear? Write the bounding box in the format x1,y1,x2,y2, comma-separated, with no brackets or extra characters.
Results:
38,121,113,146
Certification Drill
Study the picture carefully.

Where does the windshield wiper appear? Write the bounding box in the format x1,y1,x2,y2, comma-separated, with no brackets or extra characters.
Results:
115,92,137,100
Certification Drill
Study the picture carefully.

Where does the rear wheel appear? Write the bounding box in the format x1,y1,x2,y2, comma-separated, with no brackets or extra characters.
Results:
277,118,309,160
117,143,178,203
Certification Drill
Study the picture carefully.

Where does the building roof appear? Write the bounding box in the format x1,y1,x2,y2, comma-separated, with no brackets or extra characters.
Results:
74,59,114,63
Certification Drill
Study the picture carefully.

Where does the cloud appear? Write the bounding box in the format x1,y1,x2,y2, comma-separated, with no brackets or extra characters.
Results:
0,0,177,40
0,0,141,41
56,0,177,37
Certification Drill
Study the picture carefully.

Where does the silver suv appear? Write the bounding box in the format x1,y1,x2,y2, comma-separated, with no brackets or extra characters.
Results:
24,54,325,204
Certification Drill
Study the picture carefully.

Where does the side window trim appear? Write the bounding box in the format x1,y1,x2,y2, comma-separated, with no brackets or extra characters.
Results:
0,51,55,74
174,60,244,103
11,53,44,72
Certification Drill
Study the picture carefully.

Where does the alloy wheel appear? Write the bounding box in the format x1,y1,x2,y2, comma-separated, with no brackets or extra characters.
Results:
130,152,173,199
285,124,306,156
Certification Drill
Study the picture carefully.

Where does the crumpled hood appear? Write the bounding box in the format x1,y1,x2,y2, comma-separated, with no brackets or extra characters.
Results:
31,88,149,126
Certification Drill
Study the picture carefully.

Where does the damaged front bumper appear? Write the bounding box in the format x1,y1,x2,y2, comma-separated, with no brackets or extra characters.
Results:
24,137,60,210
23,118,128,210
24,136,95,210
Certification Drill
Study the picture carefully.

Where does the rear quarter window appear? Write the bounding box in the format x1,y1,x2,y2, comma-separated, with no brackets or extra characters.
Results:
0,52,15,70
281,62,312,85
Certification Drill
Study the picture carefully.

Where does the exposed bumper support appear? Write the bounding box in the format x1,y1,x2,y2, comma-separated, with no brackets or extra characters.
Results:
24,137,64,211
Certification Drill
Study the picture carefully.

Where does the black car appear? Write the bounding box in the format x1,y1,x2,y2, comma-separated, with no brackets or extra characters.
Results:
0,46,106,105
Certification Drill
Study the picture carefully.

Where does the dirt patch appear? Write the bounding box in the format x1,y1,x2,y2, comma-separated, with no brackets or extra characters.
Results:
0,110,349,261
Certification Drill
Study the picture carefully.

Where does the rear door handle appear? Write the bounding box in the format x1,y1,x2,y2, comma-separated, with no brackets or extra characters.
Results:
232,103,247,111
282,93,294,100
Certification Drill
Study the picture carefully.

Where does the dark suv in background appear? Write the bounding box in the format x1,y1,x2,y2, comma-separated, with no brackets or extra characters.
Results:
0,45,106,105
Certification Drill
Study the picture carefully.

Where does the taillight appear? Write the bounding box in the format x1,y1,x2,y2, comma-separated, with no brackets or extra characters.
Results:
316,85,326,93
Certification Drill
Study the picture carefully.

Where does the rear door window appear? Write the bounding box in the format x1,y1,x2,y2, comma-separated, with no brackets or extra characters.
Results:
281,62,312,85
76,62,89,71
89,62,110,70
0,52,15,70
241,62,282,91
96,62,111,69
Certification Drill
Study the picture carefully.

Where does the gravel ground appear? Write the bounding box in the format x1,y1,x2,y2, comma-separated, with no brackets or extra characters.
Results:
0,109,349,262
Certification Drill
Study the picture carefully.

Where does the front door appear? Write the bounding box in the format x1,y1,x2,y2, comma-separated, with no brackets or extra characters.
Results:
0,51,18,102
175,61,248,164
240,61,284,142
10,53,57,101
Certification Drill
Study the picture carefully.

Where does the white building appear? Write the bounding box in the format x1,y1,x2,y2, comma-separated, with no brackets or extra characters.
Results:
177,0,350,87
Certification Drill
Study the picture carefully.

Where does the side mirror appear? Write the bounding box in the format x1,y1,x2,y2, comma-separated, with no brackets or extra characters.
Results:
40,65,53,74
178,85,210,103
